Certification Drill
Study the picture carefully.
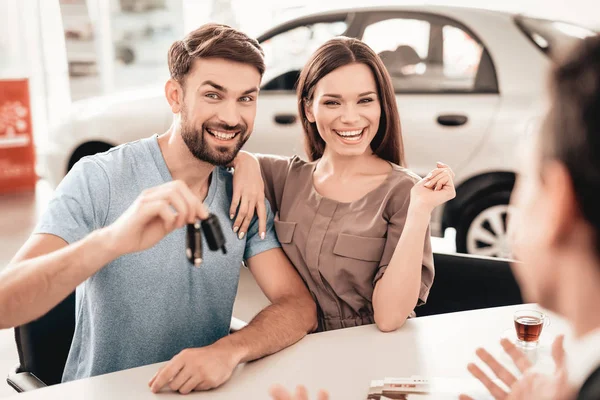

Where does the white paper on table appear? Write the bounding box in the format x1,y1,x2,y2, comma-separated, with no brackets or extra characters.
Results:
376,376,498,399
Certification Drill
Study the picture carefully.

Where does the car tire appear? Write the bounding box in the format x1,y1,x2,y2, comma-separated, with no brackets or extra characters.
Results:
455,190,513,258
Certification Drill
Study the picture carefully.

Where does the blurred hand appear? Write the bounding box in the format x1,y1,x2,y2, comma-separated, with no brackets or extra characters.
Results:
269,384,329,400
410,162,456,214
230,151,267,240
106,180,208,257
148,342,241,394
459,335,575,400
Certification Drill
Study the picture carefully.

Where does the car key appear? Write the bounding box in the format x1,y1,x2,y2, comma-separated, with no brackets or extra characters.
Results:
186,214,226,267
202,214,227,254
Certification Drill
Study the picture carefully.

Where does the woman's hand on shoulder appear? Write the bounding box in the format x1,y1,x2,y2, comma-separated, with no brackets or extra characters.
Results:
230,151,267,240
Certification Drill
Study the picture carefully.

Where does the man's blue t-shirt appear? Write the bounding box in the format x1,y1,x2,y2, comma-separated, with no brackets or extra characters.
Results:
34,135,280,382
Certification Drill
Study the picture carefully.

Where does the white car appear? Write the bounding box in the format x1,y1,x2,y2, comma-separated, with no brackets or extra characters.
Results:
38,5,596,257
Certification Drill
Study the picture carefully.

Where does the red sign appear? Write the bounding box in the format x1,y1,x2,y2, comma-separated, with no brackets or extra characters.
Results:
0,79,37,194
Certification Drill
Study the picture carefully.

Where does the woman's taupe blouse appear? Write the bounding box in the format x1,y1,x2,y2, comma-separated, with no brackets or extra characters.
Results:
258,155,434,332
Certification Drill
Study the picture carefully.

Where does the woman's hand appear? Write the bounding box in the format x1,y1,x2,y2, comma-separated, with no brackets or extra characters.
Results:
410,162,456,214
230,151,267,240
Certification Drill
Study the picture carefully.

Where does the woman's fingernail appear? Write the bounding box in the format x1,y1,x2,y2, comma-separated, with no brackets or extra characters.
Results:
233,226,239,233
260,232,266,240
230,214,234,220
238,231,245,240
425,181,431,187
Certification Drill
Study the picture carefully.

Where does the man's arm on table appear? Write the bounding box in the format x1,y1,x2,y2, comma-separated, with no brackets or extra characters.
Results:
150,247,317,393
226,247,318,360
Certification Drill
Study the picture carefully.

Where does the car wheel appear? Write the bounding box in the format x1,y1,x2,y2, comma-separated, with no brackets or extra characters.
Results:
455,191,513,258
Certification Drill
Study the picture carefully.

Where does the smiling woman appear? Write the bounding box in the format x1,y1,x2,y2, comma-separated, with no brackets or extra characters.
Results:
298,39,404,166
304,63,381,156
232,37,457,333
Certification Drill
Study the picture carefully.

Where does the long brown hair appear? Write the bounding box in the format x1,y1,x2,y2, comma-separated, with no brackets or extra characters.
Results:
297,37,405,166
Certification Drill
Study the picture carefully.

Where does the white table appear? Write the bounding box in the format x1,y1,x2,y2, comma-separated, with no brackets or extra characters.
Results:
7,304,572,399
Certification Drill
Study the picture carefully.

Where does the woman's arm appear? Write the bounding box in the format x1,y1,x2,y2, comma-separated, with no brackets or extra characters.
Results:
372,163,456,332
229,152,293,238
372,204,431,332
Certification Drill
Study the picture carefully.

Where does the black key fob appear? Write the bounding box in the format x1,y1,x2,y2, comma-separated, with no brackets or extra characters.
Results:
186,221,203,267
202,214,227,254
186,214,227,267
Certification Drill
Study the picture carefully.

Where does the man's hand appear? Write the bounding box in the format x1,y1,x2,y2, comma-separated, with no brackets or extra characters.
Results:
269,384,329,400
106,180,209,257
459,335,574,400
148,342,241,394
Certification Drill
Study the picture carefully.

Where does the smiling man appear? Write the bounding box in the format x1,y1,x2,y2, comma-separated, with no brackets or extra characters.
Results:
0,23,316,393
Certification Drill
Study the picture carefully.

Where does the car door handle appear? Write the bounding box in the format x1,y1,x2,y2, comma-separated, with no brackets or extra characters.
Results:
437,114,468,127
274,114,297,125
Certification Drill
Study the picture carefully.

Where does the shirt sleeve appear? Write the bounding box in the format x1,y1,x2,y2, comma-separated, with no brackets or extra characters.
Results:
372,195,435,306
255,154,293,215
34,157,111,244
243,198,281,260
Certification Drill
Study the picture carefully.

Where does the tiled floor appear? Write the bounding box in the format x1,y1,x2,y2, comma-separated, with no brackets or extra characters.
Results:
0,179,455,398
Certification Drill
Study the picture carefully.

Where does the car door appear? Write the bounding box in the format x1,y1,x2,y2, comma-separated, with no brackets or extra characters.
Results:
359,12,501,178
248,14,359,157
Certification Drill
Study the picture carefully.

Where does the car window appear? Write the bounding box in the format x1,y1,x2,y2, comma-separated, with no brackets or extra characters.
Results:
362,18,430,61
261,20,347,91
515,16,596,58
361,17,485,93
441,25,483,91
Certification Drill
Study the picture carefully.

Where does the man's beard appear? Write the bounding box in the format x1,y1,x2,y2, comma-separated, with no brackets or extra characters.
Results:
181,112,249,166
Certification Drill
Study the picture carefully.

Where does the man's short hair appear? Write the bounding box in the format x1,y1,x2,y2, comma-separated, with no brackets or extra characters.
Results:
168,23,265,84
543,34,600,249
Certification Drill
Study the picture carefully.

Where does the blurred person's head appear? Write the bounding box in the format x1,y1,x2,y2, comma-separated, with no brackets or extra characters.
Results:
165,23,265,166
297,37,405,166
509,35,600,334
